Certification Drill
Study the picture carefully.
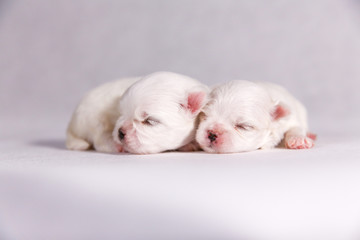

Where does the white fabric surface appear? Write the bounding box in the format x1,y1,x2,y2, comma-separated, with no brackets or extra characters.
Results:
1,115,360,240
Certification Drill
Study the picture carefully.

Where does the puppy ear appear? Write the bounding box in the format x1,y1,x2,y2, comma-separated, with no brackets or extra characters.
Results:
271,102,290,121
182,91,208,116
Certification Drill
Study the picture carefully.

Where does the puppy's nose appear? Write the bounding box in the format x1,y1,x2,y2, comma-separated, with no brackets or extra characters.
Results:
118,128,126,140
208,132,217,142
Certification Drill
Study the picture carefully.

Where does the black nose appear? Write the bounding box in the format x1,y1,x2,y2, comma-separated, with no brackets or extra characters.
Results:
208,132,217,142
118,129,125,140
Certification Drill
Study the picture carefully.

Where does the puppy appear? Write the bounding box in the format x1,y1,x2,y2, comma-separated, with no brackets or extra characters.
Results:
66,72,208,154
196,80,316,153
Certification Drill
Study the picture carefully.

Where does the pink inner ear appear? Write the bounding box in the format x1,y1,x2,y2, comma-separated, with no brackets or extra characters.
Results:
272,104,289,120
186,92,206,114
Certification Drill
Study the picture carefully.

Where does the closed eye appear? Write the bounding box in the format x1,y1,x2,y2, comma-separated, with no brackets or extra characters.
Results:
235,123,253,131
142,117,160,126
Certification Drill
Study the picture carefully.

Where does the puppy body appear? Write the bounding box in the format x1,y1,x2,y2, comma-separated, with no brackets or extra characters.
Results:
196,80,315,153
66,77,139,153
66,72,208,154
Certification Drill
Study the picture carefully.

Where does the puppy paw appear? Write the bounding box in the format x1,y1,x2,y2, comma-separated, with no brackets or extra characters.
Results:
307,132,317,141
95,142,123,153
177,141,202,152
285,135,314,149
66,135,91,151
116,144,124,153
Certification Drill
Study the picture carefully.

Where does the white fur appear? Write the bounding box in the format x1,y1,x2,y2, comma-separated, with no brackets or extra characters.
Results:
66,72,209,154
196,80,315,153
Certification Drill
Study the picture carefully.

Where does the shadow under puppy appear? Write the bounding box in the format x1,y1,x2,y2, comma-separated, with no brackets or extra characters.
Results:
66,72,208,154
196,80,316,153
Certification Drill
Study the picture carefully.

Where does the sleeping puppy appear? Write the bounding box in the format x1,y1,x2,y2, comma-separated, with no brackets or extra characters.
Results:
66,72,208,154
196,80,316,153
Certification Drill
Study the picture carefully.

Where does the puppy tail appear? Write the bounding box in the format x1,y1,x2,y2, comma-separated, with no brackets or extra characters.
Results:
66,131,91,151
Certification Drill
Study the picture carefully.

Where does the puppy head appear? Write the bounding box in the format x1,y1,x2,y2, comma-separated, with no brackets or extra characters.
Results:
113,72,208,154
196,80,288,153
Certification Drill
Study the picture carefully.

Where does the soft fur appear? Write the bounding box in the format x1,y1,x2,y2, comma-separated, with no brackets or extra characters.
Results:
66,72,209,154
196,80,316,153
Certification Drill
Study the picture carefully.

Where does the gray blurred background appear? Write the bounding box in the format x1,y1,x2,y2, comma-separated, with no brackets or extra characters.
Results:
1,0,360,138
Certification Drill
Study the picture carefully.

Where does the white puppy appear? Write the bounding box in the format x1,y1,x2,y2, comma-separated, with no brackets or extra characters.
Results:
66,72,208,154
196,80,316,153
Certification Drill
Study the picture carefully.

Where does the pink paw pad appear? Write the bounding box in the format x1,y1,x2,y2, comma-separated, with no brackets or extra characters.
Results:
285,135,314,149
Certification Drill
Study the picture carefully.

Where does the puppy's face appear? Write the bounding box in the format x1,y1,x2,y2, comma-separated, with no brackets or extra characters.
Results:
113,72,208,154
196,80,283,153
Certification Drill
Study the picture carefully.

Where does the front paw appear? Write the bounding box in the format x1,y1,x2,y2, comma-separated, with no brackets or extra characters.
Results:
177,141,202,152
94,142,124,153
285,135,314,149
116,144,124,153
